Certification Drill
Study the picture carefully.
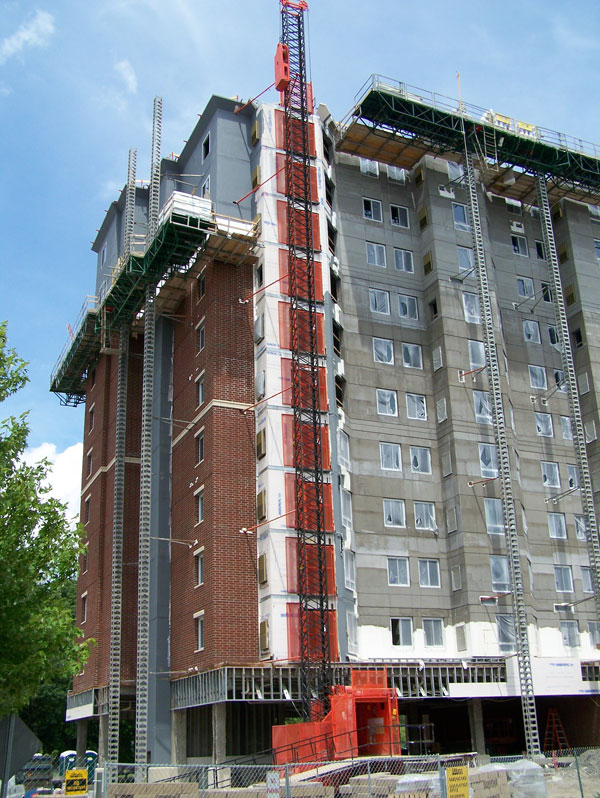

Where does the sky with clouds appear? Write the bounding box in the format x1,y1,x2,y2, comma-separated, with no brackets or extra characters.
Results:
1,0,599,509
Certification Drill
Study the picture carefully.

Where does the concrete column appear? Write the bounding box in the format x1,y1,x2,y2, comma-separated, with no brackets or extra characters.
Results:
76,718,88,761
98,715,109,765
468,698,486,754
212,704,226,765
171,710,187,764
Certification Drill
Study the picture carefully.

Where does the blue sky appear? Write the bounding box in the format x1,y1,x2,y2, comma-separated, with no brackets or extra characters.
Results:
1,0,599,512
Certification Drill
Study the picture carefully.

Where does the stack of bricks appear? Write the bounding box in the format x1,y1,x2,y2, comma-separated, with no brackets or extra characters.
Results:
469,769,511,798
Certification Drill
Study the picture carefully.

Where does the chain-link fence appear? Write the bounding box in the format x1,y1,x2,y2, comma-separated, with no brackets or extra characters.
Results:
100,750,600,798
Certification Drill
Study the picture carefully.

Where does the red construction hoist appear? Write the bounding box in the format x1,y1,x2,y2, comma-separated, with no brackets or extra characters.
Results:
276,0,333,721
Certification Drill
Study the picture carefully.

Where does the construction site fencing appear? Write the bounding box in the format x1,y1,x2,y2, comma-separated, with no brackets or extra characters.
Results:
100,750,600,798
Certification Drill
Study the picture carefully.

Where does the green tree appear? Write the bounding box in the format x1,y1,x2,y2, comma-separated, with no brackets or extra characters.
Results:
0,321,88,717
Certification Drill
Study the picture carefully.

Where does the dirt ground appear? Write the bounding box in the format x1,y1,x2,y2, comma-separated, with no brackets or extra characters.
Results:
542,750,600,798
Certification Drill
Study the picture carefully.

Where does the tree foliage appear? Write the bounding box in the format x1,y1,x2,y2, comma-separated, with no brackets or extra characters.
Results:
0,321,88,717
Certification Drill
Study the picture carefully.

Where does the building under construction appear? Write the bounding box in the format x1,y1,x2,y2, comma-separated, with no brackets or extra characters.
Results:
53,3,600,765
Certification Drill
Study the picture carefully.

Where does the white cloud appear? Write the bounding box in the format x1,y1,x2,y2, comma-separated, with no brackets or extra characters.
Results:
114,59,138,94
22,442,83,526
0,10,55,66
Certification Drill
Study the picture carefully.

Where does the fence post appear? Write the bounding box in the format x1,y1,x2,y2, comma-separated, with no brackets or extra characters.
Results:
367,759,372,798
438,755,447,798
200,764,206,798
285,764,291,798
574,750,584,798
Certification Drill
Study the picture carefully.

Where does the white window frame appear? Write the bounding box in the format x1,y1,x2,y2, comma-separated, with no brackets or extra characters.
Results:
554,565,574,593
194,610,205,651
196,372,205,407
512,235,529,257
394,248,414,272
452,202,470,231
398,294,419,320
474,390,492,424
419,559,441,588
360,157,379,177
366,241,386,267
548,512,567,540
575,514,587,541
478,442,498,478
380,442,402,471
195,486,205,525
484,497,504,535
423,617,444,646
541,461,560,489
561,416,573,440
194,546,205,587
567,464,580,489
410,446,432,474
561,619,580,647
457,246,474,272
376,389,398,417
490,555,510,593
390,204,410,229
523,319,541,344
535,412,554,437
388,557,410,586
369,288,390,314
387,165,406,183
406,393,427,421
497,614,516,652
363,197,383,222
402,342,423,369
383,498,406,528
373,337,394,364
468,339,485,370
517,276,534,298
338,429,350,469
462,292,481,323
344,550,356,592
340,488,353,528
391,616,413,646
529,364,547,389
414,501,436,531
582,566,593,594
450,564,462,591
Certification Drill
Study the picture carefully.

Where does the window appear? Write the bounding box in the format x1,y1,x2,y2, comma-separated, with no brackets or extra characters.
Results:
388,557,409,586
81,593,87,624
595,240,600,265
479,443,498,478
529,365,547,390
197,321,205,352
202,133,210,161
88,405,95,432
484,498,504,535
585,420,597,443
468,340,485,370
194,548,204,586
196,431,205,464
86,449,92,477
457,246,474,272
548,326,560,350
590,622,600,647
582,566,593,593
517,276,534,298
541,461,560,488
402,342,423,369
554,565,573,593
360,157,379,177
573,328,583,348
419,559,440,588
511,235,529,257
391,617,413,646
428,298,438,320
398,294,418,320
406,393,427,420
561,620,580,647
541,282,553,303
369,288,390,314
474,390,492,424
432,346,443,371
589,204,600,224
561,416,573,440
436,398,448,423
567,465,580,490
388,165,406,183
423,618,444,646
373,337,394,364
578,372,590,395
448,161,465,184
535,412,553,437
462,292,481,323
414,501,436,530
452,203,470,231
574,515,586,542
344,550,356,592
446,506,458,533
394,248,414,272
347,612,358,652
201,176,210,198
390,204,410,228
196,374,205,406
410,446,432,474
523,320,540,344
450,565,462,591
383,498,406,528
376,389,398,416
366,241,386,266
338,429,350,469
535,240,546,260
491,555,510,593
195,612,205,650
548,513,567,539
497,614,516,652
341,489,353,528
196,489,205,524
363,197,383,222
84,497,91,525
198,269,206,298
380,442,402,471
